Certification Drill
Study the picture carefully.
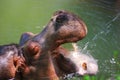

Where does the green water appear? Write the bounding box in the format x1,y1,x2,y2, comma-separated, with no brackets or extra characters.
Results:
0,0,120,80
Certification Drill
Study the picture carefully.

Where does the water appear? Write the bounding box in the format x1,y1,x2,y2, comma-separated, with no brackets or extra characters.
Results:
70,43,98,75
0,0,120,80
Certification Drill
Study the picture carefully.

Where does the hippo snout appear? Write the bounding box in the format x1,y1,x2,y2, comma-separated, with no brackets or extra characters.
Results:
33,10,88,50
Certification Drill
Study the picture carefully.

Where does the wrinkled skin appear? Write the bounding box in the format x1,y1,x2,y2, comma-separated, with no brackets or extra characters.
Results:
0,10,88,80
0,44,24,80
19,32,98,80
17,10,87,80
19,32,78,78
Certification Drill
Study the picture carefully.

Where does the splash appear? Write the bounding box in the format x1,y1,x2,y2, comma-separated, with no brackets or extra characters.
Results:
66,43,98,76
72,43,79,52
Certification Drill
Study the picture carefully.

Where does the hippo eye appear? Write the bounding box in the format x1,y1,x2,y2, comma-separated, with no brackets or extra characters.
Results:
82,62,87,70
56,14,68,24
25,42,40,56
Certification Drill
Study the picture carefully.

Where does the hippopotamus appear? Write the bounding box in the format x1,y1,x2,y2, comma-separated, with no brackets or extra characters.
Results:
0,10,96,80
17,10,87,80
19,32,98,80
16,10,88,80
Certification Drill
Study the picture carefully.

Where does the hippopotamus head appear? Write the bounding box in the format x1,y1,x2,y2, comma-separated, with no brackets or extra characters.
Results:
19,10,88,63
17,10,89,80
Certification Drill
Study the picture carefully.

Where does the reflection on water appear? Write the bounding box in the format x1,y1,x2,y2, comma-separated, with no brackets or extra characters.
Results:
0,0,120,79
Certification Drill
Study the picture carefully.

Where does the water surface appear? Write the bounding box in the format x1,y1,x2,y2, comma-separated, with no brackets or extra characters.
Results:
0,0,120,79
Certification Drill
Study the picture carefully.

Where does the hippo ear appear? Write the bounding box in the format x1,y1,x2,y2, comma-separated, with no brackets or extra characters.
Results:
23,41,41,59
19,32,35,46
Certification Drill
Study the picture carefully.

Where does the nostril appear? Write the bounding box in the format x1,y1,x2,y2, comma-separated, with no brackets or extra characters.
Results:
56,14,68,24
58,10,64,14
54,14,68,31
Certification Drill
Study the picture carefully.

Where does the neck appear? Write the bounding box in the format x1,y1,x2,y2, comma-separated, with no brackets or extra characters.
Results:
22,52,59,80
